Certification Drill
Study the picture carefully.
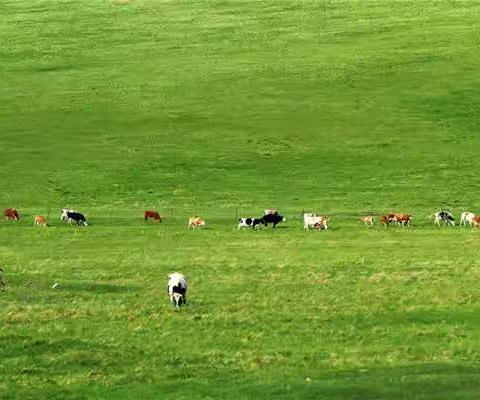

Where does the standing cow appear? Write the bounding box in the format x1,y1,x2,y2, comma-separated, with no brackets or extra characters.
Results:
460,212,476,227
238,217,264,230
188,217,206,229
432,210,455,226
167,272,188,308
361,215,374,226
304,213,328,230
144,210,162,223
34,215,47,227
4,208,19,221
61,208,78,221
264,208,279,216
64,211,87,226
262,213,286,229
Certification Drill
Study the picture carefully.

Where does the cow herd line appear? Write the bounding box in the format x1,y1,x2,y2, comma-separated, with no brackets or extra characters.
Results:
1,208,479,307
2,207,479,229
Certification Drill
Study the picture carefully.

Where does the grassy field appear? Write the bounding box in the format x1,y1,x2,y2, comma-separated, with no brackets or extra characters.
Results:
2,0,480,398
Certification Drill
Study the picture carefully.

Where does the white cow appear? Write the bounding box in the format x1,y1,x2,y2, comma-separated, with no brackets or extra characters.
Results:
460,212,476,227
167,272,188,308
303,213,329,230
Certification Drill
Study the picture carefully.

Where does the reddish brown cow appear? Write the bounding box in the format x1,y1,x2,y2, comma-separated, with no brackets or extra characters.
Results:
4,208,19,221
395,214,412,226
473,215,480,228
144,210,162,223
380,214,396,226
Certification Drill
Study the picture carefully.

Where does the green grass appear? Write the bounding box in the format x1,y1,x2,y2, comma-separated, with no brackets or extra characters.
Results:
2,0,480,398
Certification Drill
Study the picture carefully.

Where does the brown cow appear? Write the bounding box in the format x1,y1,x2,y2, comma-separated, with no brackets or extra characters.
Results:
380,214,396,226
395,214,412,226
34,215,47,227
361,215,374,226
473,215,480,228
144,210,162,223
4,208,19,221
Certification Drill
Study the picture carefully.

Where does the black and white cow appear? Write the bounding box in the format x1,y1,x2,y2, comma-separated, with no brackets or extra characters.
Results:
262,213,286,228
66,211,88,226
167,272,188,308
61,208,77,221
238,217,264,230
433,210,455,226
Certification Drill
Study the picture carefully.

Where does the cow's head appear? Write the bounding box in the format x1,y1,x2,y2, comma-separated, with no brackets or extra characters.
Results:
172,293,185,308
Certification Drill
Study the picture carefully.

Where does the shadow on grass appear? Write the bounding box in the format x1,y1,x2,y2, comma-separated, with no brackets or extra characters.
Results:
4,363,480,399
63,282,141,294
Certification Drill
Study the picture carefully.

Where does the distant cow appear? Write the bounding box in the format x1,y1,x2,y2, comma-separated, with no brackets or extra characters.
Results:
460,212,476,227
238,217,264,230
0,267,4,288
65,211,87,226
304,213,328,230
264,208,279,216
144,210,161,223
34,215,47,227
433,210,455,226
361,215,374,226
188,216,205,229
262,213,285,229
4,208,19,221
473,215,480,228
167,272,188,308
395,214,412,226
380,214,397,226
61,208,77,221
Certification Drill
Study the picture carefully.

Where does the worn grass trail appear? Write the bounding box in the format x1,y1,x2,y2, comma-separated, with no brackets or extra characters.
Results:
2,0,480,398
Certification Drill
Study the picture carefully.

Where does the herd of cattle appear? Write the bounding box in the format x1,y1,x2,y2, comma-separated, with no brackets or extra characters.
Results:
3,207,480,229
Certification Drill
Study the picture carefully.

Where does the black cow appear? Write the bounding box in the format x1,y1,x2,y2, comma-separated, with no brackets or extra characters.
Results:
67,211,88,226
262,213,286,228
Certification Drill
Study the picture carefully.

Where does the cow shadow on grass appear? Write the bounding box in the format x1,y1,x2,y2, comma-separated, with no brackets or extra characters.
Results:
63,282,141,294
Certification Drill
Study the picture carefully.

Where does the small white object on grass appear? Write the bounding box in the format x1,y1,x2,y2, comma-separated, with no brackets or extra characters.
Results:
52,282,60,289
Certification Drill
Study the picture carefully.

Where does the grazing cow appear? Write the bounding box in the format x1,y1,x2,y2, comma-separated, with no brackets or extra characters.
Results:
4,208,19,221
395,214,412,226
380,214,397,226
66,211,87,226
303,213,328,230
262,213,286,228
188,216,206,229
61,208,79,222
473,215,480,228
34,215,47,227
144,210,162,223
313,216,329,230
460,212,476,227
167,272,188,308
0,267,4,288
238,217,264,230
361,215,374,226
264,208,279,216
433,210,455,226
